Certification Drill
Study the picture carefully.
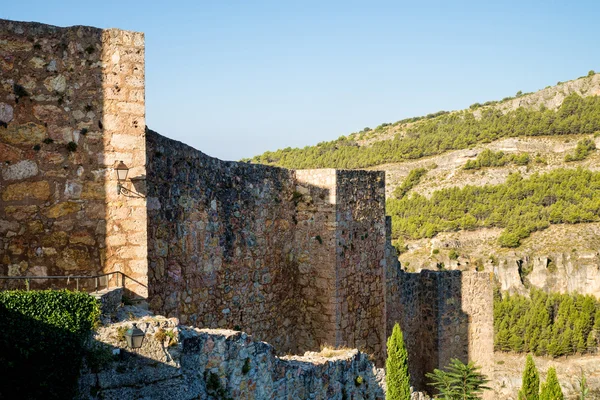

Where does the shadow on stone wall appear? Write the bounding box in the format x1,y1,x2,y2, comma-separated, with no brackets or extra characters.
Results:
389,269,493,394
0,20,148,300
144,130,388,366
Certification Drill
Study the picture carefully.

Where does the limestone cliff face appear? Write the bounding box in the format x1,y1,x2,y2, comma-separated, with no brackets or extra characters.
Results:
399,224,600,297
494,252,600,296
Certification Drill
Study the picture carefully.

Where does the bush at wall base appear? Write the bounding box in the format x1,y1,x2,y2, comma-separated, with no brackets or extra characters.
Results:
0,290,100,400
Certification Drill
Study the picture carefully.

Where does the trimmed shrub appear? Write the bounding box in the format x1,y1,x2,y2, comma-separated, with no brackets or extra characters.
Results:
0,290,100,399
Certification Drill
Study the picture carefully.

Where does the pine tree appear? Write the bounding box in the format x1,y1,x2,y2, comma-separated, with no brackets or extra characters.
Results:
540,367,563,400
519,355,540,400
386,323,411,400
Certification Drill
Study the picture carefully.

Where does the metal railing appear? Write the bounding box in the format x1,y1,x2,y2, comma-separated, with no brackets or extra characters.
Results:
0,271,125,293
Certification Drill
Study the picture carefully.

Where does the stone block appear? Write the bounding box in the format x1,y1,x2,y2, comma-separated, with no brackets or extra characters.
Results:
2,181,50,201
0,122,47,145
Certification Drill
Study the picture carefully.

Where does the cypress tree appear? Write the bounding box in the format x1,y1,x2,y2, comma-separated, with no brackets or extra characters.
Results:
386,323,411,400
540,367,563,400
518,355,540,400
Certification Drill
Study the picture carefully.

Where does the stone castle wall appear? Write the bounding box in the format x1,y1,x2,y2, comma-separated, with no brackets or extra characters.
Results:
0,19,147,298
78,314,385,400
335,170,387,365
0,18,496,379
145,133,388,362
145,130,301,353
294,169,339,352
387,269,494,392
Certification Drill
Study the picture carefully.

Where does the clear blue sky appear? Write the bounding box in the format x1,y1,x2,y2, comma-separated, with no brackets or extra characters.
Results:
4,1,600,161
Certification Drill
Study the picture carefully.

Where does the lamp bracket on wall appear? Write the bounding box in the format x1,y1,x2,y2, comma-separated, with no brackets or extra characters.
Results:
115,161,146,198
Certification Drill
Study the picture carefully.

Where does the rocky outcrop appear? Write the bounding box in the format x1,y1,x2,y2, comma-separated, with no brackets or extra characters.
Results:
494,252,600,296
399,225,600,298
78,310,385,399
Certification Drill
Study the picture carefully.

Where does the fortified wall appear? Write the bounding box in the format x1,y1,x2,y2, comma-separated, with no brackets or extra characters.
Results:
0,17,494,383
145,131,386,362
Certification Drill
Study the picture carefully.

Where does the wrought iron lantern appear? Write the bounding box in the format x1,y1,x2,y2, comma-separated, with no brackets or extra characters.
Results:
115,161,129,183
125,323,145,349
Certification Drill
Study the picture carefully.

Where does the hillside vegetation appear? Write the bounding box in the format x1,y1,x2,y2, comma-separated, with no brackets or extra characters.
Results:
251,93,600,169
251,74,600,263
495,290,600,357
387,168,600,247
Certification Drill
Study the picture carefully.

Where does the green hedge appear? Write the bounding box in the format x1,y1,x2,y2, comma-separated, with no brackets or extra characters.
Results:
0,290,100,399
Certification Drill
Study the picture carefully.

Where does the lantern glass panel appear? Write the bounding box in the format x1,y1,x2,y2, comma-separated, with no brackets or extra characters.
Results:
116,167,128,182
133,334,144,348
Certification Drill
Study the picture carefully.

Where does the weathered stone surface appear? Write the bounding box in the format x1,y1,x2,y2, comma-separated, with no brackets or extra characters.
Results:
56,247,91,270
0,143,22,163
0,122,47,145
42,231,69,247
43,201,82,218
387,268,494,395
78,312,385,400
70,230,96,245
2,181,50,201
1,160,38,180
0,18,147,295
43,74,67,93
0,103,13,123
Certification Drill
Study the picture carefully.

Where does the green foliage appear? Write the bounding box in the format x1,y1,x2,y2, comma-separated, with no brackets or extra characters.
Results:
0,290,101,399
86,343,117,373
392,237,408,255
494,290,600,357
387,168,600,247
242,357,251,375
251,94,600,169
449,249,459,260
540,367,563,400
464,149,530,170
577,369,589,399
519,355,540,400
393,168,428,198
564,138,596,162
386,323,411,400
426,358,490,399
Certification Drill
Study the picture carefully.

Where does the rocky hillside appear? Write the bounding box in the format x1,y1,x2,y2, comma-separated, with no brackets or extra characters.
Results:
251,73,600,295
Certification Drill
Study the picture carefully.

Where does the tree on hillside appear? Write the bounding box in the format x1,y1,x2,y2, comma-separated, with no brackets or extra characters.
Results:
519,355,540,400
540,367,563,400
386,323,411,400
426,358,490,400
